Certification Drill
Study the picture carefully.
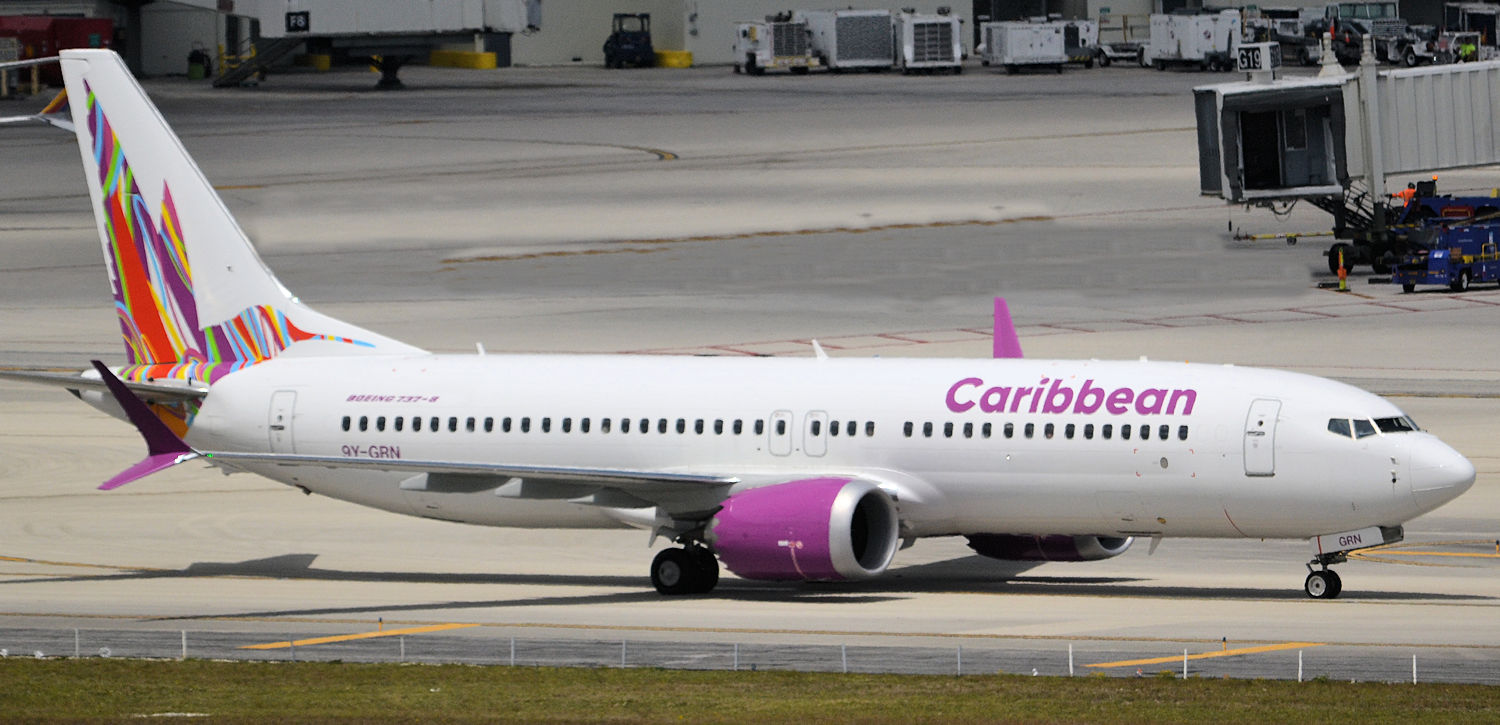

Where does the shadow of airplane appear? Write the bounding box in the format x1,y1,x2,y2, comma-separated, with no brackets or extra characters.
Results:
5,552,1492,622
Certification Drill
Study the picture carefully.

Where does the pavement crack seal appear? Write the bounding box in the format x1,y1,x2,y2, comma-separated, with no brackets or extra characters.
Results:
442,216,1057,264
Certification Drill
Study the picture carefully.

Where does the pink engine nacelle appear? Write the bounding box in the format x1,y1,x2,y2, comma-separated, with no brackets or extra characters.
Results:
966,533,1134,562
706,477,900,581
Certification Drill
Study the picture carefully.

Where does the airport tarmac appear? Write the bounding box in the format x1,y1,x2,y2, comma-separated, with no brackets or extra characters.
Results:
1,62,1497,682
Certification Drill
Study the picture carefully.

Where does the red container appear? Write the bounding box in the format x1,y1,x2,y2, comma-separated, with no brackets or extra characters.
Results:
0,16,113,85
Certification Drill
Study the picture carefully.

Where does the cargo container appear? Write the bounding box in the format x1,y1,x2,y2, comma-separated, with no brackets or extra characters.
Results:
1145,10,1240,71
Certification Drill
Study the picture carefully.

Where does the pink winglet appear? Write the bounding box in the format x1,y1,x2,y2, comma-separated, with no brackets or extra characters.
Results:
992,297,1024,359
90,360,198,490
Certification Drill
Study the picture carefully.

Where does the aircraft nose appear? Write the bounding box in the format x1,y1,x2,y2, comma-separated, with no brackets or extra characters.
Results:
1409,436,1476,513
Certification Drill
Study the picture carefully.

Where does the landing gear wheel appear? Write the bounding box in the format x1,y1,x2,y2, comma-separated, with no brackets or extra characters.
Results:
651,548,696,595
1304,569,1342,599
690,548,720,594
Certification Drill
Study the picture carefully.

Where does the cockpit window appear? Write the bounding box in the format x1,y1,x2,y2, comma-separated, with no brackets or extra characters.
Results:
1327,418,1351,438
1352,418,1377,439
1375,416,1419,433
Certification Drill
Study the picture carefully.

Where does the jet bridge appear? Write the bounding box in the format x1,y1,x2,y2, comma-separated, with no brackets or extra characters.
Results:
1195,36,1500,268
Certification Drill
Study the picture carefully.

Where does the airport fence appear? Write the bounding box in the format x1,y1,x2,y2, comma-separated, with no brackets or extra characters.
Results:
2,626,1499,685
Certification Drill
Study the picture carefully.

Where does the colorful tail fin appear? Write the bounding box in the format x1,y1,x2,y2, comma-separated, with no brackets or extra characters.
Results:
58,49,421,385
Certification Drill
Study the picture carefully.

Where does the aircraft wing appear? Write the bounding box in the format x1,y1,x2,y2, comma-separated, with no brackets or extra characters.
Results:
0,368,209,403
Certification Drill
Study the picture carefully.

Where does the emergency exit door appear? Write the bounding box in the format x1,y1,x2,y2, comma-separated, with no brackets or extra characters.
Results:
268,391,297,453
1243,398,1280,476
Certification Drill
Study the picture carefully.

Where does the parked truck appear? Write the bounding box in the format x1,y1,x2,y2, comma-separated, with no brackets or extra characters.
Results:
1145,10,1240,71
733,16,819,74
980,21,1066,73
894,11,963,74
795,9,895,71
1393,224,1500,291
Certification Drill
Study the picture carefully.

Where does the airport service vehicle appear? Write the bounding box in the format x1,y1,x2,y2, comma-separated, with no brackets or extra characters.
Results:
1393,224,1500,291
603,13,653,69
894,11,963,74
2,50,1477,601
1324,182,1500,274
980,21,1066,73
1145,10,1241,71
794,9,894,71
1058,20,1108,67
733,17,818,75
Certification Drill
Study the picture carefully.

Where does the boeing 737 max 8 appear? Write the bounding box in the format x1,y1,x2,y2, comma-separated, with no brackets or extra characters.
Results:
1,50,1476,599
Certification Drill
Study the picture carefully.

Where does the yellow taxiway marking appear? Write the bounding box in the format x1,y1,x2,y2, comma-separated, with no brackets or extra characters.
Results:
1087,642,1323,669
241,623,479,650
1358,550,1500,559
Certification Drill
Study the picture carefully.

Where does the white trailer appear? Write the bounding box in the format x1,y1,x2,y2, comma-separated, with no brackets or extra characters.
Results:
895,12,963,74
794,9,895,70
1145,10,1241,71
980,21,1066,73
733,19,820,75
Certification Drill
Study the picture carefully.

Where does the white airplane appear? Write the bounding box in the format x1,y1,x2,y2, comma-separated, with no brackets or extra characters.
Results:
3,49,1476,599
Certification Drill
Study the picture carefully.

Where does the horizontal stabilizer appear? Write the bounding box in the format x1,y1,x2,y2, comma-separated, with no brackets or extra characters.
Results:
0,368,207,403
90,361,199,490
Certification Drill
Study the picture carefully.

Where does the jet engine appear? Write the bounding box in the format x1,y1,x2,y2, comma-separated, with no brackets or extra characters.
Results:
706,477,900,581
966,534,1134,562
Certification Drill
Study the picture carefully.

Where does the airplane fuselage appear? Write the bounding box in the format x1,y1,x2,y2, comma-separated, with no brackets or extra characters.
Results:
159,354,1457,542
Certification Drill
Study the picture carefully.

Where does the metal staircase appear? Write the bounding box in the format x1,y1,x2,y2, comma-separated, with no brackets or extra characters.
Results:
213,37,304,88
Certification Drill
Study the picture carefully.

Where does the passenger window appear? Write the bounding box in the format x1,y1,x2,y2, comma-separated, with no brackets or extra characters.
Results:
483,417,493,433
466,417,475,432
414,416,423,432
640,418,649,433
849,421,858,437
602,418,612,434
811,420,822,436
944,422,954,438
521,417,531,433
1102,423,1112,439
1177,425,1188,441
448,417,458,433
561,418,572,433
658,419,668,434
1044,423,1055,439
395,416,404,432
1084,423,1093,440
341,416,351,432
755,420,765,436
581,418,591,433
1158,425,1169,441
541,417,552,433
923,422,933,438
1353,419,1377,438
734,420,743,435
619,418,629,434
694,419,704,435
359,416,368,432
829,420,839,437
1024,423,1034,439
376,416,386,432
502,417,512,433
714,419,724,435
982,422,992,439
430,416,439,433
904,421,914,438
1122,424,1131,440
865,422,875,437
775,419,786,435
1065,423,1075,439
1004,422,1014,439
1138,425,1149,440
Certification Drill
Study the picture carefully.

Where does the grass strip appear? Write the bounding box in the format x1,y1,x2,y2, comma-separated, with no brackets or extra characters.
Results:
1,658,1498,724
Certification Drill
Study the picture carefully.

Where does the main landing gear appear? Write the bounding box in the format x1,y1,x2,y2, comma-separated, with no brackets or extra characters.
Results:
650,545,720,595
1304,553,1346,599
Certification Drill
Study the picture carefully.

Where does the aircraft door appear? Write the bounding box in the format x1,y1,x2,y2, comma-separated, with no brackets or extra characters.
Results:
268,391,297,453
768,410,793,456
804,410,828,457
1243,398,1280,476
